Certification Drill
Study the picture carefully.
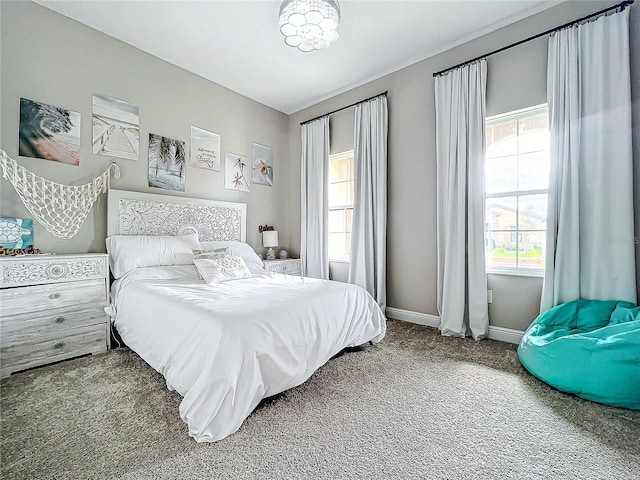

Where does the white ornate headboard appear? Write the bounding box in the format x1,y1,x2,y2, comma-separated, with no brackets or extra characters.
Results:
107,189,246,242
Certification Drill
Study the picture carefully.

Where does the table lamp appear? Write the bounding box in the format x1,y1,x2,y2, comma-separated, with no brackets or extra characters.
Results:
262,230,279,260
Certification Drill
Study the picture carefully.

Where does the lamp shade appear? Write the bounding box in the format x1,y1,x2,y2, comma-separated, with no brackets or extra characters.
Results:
262,230,279,248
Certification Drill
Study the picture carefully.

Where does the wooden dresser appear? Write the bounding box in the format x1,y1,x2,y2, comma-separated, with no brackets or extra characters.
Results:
0,254,109,378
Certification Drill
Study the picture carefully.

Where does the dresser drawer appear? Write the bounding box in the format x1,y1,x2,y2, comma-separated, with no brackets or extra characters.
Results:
0,324,107,377
0,307,107,347
0,255,107,288
0,279,107,317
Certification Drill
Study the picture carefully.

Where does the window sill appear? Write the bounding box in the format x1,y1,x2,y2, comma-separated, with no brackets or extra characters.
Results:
329,259,350,264
487,267,544,278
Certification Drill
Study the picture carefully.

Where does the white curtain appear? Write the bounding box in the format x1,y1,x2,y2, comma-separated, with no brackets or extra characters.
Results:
541,8,637,311
300,117,330,279
435,60,489,340
348,96,388,309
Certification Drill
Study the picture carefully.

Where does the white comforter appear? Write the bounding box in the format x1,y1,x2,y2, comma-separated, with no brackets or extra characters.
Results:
111,266,386,442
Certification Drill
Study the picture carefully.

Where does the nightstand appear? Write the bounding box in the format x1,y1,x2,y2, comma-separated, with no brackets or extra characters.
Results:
263,258,302,276
0,254,110,378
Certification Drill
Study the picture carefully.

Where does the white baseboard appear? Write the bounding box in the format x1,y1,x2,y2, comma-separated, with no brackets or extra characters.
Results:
385,307,440,328
385,307,524,345
487,325,524,344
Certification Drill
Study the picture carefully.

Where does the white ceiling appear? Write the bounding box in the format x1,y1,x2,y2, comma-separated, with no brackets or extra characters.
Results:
35,0,563,114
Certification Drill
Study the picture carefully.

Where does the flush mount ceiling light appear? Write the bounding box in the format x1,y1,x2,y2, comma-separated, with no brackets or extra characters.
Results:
279,0,340,52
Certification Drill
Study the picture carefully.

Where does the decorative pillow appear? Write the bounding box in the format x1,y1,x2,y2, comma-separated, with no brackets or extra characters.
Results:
194,255,252,284
192,247,230,260
106,233,201,279
200,241,264,273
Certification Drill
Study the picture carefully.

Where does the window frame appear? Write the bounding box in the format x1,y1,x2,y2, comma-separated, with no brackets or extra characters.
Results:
484,104,549,278
328,150,355,263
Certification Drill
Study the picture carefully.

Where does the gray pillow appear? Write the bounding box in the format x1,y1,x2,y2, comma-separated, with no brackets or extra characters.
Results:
192,247,230,260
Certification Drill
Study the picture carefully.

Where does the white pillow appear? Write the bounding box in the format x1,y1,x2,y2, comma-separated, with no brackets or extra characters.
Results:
200,241,264,273
106,233,201,279
194,256,252,284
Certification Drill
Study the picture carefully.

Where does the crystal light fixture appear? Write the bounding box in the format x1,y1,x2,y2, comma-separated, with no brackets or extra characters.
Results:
279,0,340,52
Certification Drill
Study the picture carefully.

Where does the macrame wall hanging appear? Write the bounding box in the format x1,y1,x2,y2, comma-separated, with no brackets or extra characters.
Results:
0,149,120,239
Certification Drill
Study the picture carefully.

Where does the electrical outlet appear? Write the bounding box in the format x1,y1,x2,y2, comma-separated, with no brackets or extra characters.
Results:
487,289,493,304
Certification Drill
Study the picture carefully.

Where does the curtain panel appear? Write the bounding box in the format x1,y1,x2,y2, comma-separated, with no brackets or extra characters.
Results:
348,96,388,310
542,8,637,310
300,117,330,279
435,60,489,340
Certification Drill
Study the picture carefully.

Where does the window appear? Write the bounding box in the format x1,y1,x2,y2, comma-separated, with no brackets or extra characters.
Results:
328,150,354,261
485,105,549,275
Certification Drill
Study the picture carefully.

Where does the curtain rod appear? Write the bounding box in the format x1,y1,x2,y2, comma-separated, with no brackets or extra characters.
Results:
432,0,634,77
300,91,388,126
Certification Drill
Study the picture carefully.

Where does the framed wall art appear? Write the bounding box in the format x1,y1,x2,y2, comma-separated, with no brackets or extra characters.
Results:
148,133,186,192
190,126,221,171
224,152,251,192
19,98,81,166
252,143,273,187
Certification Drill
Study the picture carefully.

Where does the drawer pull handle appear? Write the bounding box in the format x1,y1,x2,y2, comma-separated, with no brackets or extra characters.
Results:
49,293,61,300
53,316,64,324
53,341,64,349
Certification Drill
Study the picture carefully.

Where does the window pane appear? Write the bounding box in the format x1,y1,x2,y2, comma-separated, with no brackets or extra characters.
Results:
518,112,549,154
485,231,517,268
486,120,517,156
328,181,353,207
329,209,345,233
329,233,347,259
518,230,545,269
486,196,518,266
346,208,353,233
486,196,517,233
329,156,353,182
519,194,547,231
518,151,549,191
328,152,354,259
486,155,517,194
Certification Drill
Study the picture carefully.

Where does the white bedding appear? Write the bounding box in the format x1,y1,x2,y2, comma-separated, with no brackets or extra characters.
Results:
111,265,386,442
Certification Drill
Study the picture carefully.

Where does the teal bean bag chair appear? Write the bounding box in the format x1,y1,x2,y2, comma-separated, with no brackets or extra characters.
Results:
518,299,640,410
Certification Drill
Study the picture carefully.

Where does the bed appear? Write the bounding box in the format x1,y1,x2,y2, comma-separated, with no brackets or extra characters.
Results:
106,189,386,442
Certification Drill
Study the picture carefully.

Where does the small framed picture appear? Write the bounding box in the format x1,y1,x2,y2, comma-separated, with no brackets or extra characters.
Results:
190,126,221,171
225,152,251,192
252,143,273,187
0,218,34,248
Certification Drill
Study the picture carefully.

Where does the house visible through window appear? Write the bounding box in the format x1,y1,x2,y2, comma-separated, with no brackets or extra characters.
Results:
328,150,354,261
485,105,549,274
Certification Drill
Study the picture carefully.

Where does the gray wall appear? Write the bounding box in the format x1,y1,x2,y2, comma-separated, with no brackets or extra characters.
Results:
2,1,636,329
0,1,290,256
287,0,625,332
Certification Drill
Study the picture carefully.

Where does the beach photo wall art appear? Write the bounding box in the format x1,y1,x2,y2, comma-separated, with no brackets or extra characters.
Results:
18,98,81,166
92,94,140,161
224,152,251,192
190,126,221,172
252,143,273,187
148,133,186,192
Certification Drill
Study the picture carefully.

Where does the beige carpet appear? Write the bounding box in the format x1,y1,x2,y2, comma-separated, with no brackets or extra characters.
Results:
1,319,639,479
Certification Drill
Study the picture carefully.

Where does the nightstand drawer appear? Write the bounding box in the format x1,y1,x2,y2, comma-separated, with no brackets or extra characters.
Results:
0,307,107,347
0,324,107,378
264,259,301,276
0,279,107,317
